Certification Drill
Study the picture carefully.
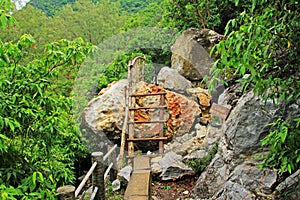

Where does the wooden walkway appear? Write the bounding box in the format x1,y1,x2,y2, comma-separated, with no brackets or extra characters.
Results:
121,56,168,200
124,156,152,200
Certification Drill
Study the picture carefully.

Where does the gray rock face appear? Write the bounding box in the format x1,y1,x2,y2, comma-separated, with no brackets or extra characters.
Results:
274,169,300,199
159,152,194,180
191,90,281,199
215,181,256,200
229,164,277,194
224,90,278,155
157,67,192,94
192,154,231,199
213,163,278,199
171,28,223,82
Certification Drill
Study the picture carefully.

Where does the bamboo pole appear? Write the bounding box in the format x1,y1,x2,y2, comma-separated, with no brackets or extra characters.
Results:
118,86,129,171
159,94,165,154
75,162,97,198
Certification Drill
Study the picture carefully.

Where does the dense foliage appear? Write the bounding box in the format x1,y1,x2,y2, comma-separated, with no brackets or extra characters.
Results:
209,0,300,174
0,1,95,198
29,0,158,16
112,0,158,13
1,0,299,198
30,0,75,16
160,0,251,33
3,0,125,48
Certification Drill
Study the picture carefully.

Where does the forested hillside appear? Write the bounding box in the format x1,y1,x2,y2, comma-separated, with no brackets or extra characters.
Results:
29,0,158,16
1,0,299,199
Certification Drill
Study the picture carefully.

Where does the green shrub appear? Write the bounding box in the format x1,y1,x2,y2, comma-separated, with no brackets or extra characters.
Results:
186,143,218,175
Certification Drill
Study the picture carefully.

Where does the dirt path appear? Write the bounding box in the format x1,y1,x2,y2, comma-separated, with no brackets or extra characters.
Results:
151,176,198,200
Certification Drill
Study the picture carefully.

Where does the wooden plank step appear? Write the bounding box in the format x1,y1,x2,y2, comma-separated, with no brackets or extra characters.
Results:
129,105,167,110
124,170,151,200
128,120,166,124
127,137,168,141
134,156,150,170
130,92,167,97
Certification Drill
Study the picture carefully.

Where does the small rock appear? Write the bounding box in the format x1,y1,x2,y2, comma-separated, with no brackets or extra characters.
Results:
183,190,189,195
152,196,159,200
159,152,194,180
118,165,132,182
112,179,121,191
195,124,207,139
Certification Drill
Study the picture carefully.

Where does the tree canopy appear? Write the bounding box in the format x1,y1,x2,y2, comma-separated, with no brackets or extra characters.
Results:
1,0,299,198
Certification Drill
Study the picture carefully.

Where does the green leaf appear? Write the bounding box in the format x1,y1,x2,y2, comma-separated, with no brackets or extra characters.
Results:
287,164,292,174
240,65,246,75
236,42,241,55
32,172,37,186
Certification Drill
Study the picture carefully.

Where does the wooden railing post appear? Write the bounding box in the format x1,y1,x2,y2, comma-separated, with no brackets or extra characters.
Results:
92,152,105,200
57,185,75,200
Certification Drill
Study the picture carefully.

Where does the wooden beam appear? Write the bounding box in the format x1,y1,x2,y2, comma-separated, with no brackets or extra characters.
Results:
129,105,167,110
127,137,168,141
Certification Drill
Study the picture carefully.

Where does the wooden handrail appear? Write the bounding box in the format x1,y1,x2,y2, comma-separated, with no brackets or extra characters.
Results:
90,187,98,200
128,56,146,68
104,162,114,180
129,105,167,110
75,161,97,197
65,145,119,200
103,144,117,162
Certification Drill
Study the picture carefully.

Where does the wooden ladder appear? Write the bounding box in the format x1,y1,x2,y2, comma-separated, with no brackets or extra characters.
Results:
126,56,167,158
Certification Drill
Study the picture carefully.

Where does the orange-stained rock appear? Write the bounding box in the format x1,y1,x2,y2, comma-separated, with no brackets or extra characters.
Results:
199,92,211,108
134,110,151,122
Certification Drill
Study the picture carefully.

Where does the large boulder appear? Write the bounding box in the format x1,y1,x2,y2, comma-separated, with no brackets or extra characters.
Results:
191,90,281,199
81,80,201,151
224,91,278,155
81,80,127,144
157,67,192,94
130,83,201,138
171,28,223,81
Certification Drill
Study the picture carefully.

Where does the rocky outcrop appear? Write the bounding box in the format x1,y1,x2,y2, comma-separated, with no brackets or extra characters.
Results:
273,169,300,199
157,152,194,181
82,79,203,151
187,87,212,124
191,90,281,199
171,28,224,82
132,84,201,138
81,79,127,148
157,67,192,95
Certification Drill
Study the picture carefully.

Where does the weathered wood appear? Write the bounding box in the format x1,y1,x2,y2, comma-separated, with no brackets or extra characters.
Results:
90,187,98,200
57,185,75,200
103,144,117,162
128,95,135,159
118,86,129,171
104,162,114,180
159,93,165,154
210,103,231,120
128,120,166,124
92,152,105,200
129,105,167,110
75,162,97,198
127,137,168,141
